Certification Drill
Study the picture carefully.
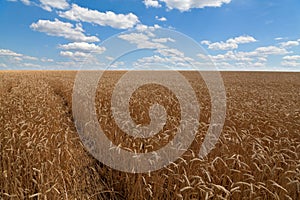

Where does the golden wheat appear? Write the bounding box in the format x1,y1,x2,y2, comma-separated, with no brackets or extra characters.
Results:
0,71,299,199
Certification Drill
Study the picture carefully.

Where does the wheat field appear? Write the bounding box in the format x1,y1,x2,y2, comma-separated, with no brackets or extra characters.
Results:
0,71,299,199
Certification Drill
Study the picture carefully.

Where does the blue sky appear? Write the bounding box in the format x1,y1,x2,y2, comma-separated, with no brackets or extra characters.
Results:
0,0,300,71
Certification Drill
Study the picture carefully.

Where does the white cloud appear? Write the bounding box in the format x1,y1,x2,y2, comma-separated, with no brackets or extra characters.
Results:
201,35,257,50
213,61,232,69
0,63,7,68
133,52,202,70
200,40,211,46
58,52,105,68
208,42,238,51
197,53,210,61
59,50,107,68
213,60,268,71
118,32,149,43
60,51,90,58
210,51,253,62
282,54,300,67
227,35,257,44
280,40,299,48
252,62,266,68
130,24,161,39
133,54,188,68
39,0,69,11
274,37,288,41
13,57,23,61
282,55,300,60
106,56,114,61
22,63,41,68
135,24,161,35
155,16,167,21
211,46,288,62
8,0,69,11
207,44,290,70
152,37,175,43
0,49,22,57
41,58,54,62
257,57,267,62
118,32,166,49
281,60,300,67
255,46,289,55
110,61,125,68
58,4,139,29
118,31,172,49
159,0,231,11
118,27,195,69
20,0,30,5
156,48,185,58
0,49,39,61
23,55,38,60
30,19,99,42
143,0,161,8
0,48,43,69
59,42,106,53
60,51,74,57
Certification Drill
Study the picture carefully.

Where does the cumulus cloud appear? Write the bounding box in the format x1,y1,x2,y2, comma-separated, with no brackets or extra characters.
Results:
135,24,161,34
110,61,125,68
280,40,299,48
281,60,300,67
210,51,253,62
200,40,211,46
23,55,38,60
255,46,289,55
8,0,69,11
207,42,238,51
118,32,166,49
152,37,175,43
0,63,7,68
60,51,90,58
118,28,193,69
211,46,288,62
0,49,39,61
282,55,300,67
143,0,231,11
22,63,41,68
41,58,54,62
227,36,257,44
274,37,289,41
20,0,30,5
155,16,167,21
58,4,139,29
133,54,191,69
58,42,106,53
118,24,166,49
30,19,99,42
207,44,290,70
201,35,257,50
159,0,231,11
143,0,161,8
0,48,44,69
39,0,69,11
0,49,23,57
197,53,210,61
156,48,185,58
59,51,104,67
119,33,150,44
283,55,300,60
